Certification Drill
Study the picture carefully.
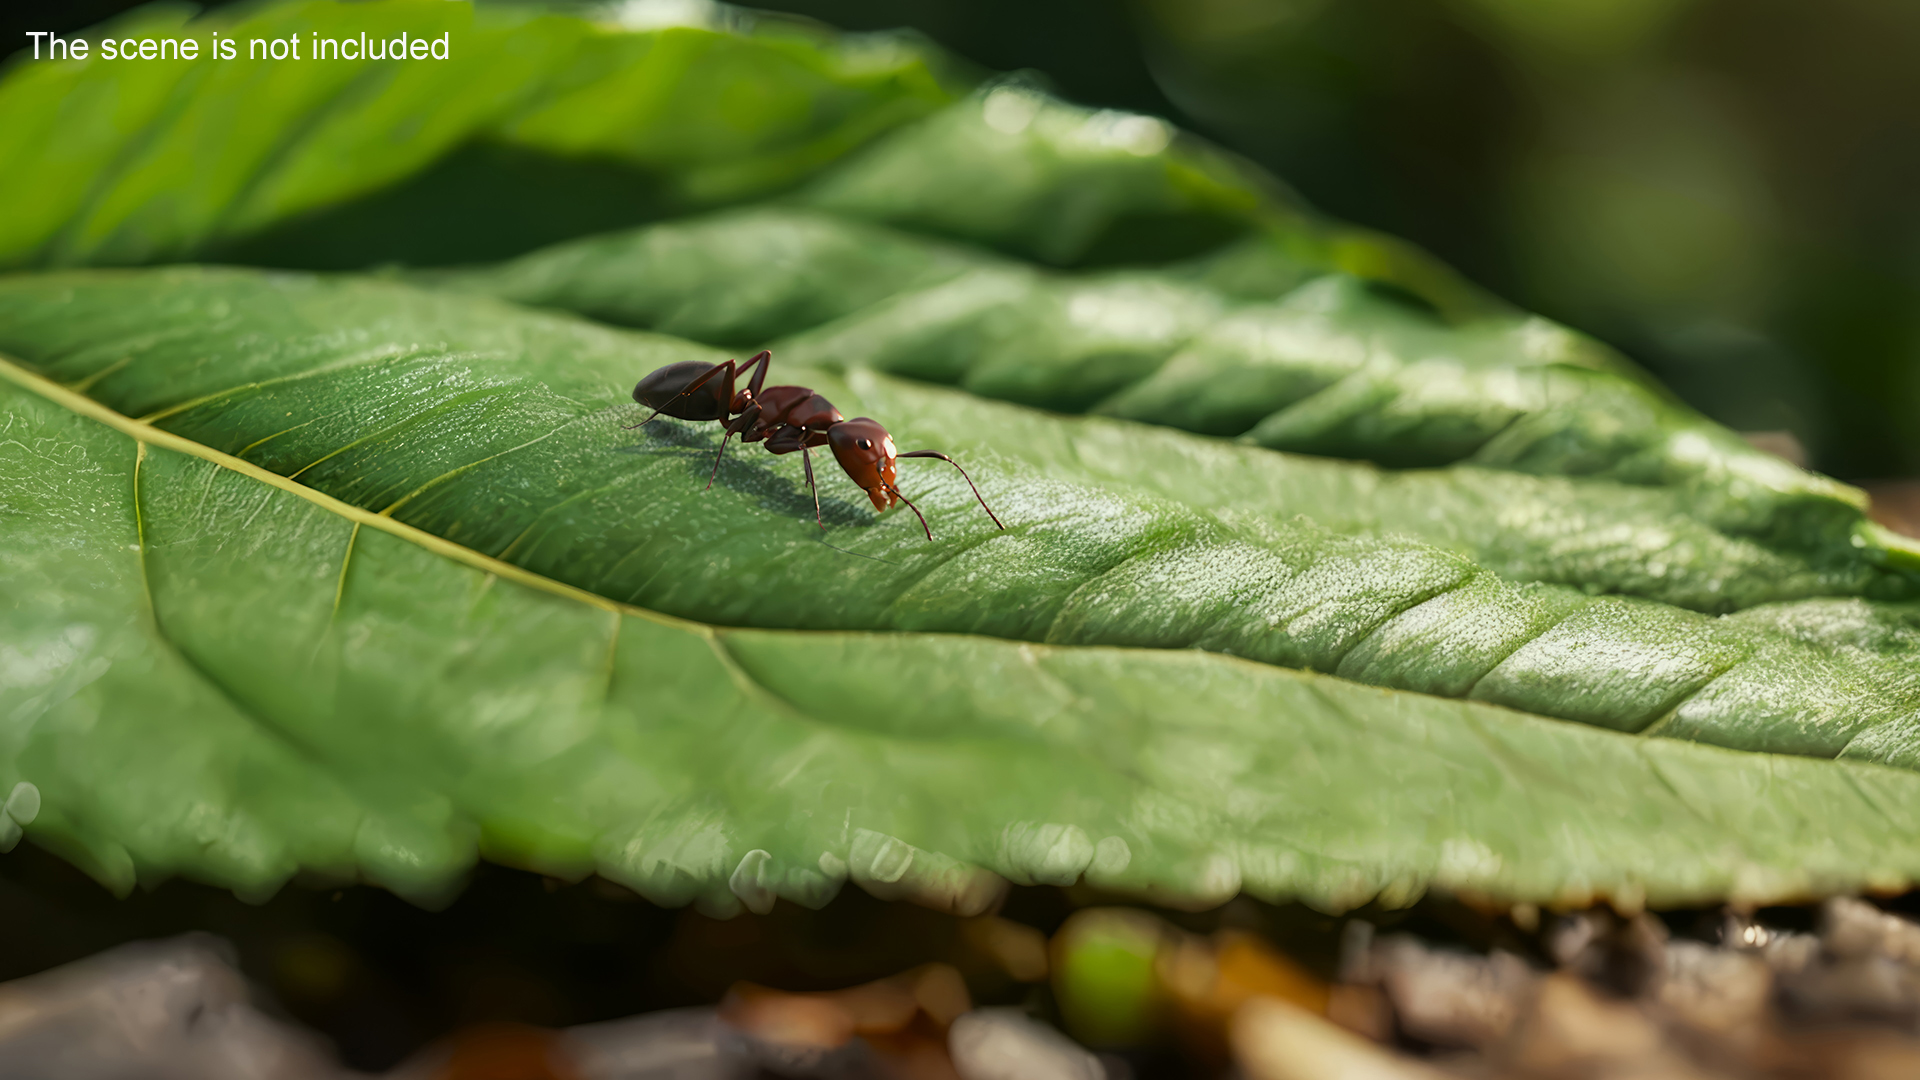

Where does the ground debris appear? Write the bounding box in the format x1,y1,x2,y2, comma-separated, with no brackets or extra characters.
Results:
1495,973,1710,1080
1325,896,1920,1079
1357,935,1536,1049
1820,899,1920,965
1233,995,1451,1080
25,892,1920,1080
0,933,347,1080
1658,940,1771,1040
949,1008,1104,1080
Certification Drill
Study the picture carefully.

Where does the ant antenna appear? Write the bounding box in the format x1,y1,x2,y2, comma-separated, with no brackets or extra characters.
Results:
817,536,898,565
897,451,1006,530
885,484,934,541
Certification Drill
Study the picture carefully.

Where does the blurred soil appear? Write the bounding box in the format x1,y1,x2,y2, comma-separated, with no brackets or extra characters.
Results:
19,839,1920,1078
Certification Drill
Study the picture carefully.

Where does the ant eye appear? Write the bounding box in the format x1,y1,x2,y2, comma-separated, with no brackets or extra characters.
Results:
858,438,872,450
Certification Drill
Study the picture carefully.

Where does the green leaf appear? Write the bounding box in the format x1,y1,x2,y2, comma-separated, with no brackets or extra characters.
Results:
9,0,1920,916
787,76,1492,319
0,0,962,269
11,355,1920,916
423,204,1918,595
0,3,1474,308
4,267,1920,771
792,76,1268,267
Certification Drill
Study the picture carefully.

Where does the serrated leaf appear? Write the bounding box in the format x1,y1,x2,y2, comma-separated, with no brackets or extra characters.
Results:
425,204,1916,587
10,358,1920,916
8,0,1920,917
3,267,1920,773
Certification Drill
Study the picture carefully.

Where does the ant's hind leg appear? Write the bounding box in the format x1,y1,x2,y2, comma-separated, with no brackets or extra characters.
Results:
802,445,826,530
706,406,761,490
629,358,738,429
742,349,774,396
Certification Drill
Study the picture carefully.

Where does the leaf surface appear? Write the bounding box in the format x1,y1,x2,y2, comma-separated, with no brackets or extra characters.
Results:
9,359,1920,916
20,0,1883,585
426,205,1917,584
3,268,1920,772
0,0,961,269
7,0,1920,916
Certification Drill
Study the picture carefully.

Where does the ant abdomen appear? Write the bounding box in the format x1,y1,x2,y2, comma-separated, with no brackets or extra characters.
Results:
633,360,729,421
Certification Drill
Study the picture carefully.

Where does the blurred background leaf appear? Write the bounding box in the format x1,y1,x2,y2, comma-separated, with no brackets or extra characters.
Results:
697,0,1920,483
19,0,1917,477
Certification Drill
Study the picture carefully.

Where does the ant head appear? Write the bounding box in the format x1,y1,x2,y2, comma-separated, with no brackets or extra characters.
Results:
828,418,898,511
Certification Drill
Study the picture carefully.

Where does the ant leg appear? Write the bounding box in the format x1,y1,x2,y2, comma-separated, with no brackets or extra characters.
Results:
766,426,829,528
627,359,740,429
632,352,767,429
885,484,934,541
742,349,773,396
707,405,761,490
898,450,1005,529
682,358,737,401
802,445,826,530
629,359,748,426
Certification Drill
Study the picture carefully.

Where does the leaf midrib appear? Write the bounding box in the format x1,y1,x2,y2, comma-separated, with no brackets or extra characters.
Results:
8,341,1578,742
0,350,689,637
6,345,851,804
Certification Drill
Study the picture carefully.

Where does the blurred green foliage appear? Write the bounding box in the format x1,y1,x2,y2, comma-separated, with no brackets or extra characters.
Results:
760,0,1920,481
20,0,1912,473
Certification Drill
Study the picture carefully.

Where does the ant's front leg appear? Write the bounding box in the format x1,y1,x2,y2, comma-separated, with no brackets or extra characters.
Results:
765,426,831,529
800,430,832,530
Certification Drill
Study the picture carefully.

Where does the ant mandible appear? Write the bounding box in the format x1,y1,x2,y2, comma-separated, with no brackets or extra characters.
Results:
626,349,1005,540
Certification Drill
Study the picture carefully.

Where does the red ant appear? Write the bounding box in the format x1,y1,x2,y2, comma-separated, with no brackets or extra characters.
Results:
627,350,1005,540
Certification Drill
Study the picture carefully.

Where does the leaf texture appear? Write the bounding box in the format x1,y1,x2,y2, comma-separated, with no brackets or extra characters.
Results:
6,0,1920,916
10,360,1920,916
0,0,960,269
426,204,1913,582
3,268,1919,772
